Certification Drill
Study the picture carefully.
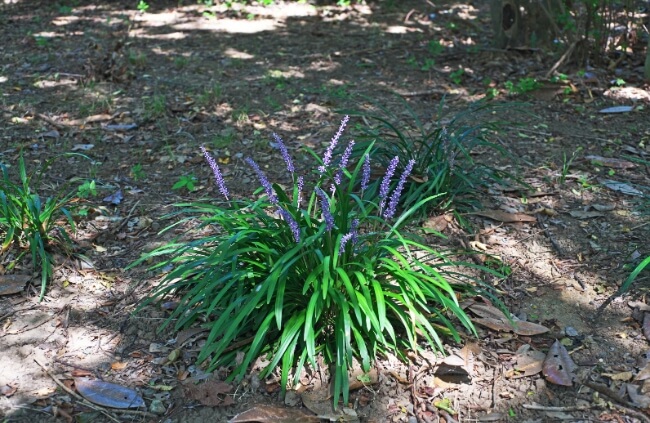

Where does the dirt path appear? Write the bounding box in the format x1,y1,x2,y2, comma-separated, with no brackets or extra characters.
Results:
1,0,649,422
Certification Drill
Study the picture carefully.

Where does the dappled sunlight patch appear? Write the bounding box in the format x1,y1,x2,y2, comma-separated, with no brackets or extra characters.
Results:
51,15,81,26
33,78,78,89
224,47,254,60
32,31,61,39
133,11,185,27
173,18,278,34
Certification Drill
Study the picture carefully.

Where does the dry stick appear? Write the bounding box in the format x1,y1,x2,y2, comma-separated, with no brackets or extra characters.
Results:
408,364,424,423
35,113,69,130
523,404,592,412
582,380,638,410
545,40,579,79
391,88,451,97
524,399,650,422
536,215,565,257
516,127,613,144
111,200,141,234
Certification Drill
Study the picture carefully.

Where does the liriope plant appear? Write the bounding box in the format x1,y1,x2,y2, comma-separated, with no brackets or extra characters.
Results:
131,116,494,407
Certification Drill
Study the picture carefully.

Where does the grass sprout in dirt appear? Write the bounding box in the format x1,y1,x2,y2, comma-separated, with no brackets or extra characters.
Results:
0,152,91,300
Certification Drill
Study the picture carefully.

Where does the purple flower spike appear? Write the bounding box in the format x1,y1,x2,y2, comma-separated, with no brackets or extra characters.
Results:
272,133,294,174
384,159,415,220
200,146,229,200
296,176,304,208
378,156,399,213
339,232,354,255
350,218,359,245
315,188,335,231
334,140,355,185
361,154,371,192
319,115,350,174
278,207,300,243
339,218,360,255
245,157,277,204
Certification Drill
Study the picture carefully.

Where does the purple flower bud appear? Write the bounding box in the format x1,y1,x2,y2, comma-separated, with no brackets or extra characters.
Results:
315,188,335,231
339,232,354,255
339,218,360,255
361,154,371,192
384,159,415,220
200,146,229,200
319,115,350,174
378,156,399,213
350,218,359,245
334,140,355,185
272,133,294,174
245,157,277,204
296,176,304,208
278,207,300,243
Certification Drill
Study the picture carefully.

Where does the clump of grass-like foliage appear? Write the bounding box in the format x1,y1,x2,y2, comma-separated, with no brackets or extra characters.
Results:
342,97,515,217
131,117,495,406
0,152,87,300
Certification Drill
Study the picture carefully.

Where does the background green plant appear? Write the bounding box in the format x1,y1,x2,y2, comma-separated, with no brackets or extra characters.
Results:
0,152,88,300
131,120,497,407
340,98,517,217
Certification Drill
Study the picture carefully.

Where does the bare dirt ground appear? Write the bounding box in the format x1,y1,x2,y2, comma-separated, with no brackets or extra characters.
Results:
1,0,649,422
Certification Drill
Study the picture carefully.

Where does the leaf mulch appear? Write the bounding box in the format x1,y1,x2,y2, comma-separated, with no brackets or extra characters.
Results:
0,0,649,422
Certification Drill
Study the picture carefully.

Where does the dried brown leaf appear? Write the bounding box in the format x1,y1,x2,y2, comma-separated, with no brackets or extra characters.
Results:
635,364,650,381
513,349,546,378
0,274,31,296
473,317,549,336
0,385,17,397
74,377,145,408
434,363,471,384
643,313,650,341
184,380,233,407
627,384,650,408
469,303,508,320
229,404,319,423
542,340,577,386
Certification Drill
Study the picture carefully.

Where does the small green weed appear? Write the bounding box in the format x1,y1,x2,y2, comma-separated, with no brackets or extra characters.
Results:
131,164,146,181
172,174,197,192
505,77,543,95
144,95,166,119
232,107,250,125
421,58,436,71
197,83,222,106
137,0,149,12
427,39,444,56
128,50,147,67
559,147,583,184
449,68,464,85
76,180,97,198
173,56,189,69
34,36,49,48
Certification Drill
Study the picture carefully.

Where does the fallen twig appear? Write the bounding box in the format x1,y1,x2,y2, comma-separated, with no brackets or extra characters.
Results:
536,214,565,257
523,403,591,412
